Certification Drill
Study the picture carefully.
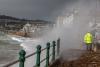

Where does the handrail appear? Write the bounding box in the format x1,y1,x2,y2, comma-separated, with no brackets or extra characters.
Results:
3,52,37,67
3,38,60,67
33,53,53,67
3,59,19,67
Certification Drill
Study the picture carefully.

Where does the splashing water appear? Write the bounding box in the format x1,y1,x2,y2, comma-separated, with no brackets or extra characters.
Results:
19,0,99,54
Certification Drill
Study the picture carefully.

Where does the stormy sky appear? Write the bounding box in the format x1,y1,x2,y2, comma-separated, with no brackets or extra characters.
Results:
0,0,73,20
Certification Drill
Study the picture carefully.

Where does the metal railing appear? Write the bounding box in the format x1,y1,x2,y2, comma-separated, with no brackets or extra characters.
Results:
3,38,60,67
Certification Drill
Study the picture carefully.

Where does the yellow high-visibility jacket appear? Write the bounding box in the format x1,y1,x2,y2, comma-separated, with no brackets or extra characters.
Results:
84,33,93,44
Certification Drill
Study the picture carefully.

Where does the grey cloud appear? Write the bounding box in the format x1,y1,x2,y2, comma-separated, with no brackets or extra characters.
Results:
0,0,69,20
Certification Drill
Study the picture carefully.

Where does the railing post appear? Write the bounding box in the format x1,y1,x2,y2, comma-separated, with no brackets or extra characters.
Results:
57,38,60,55
36,45,41,67
19,50,26,67
46,42,50,67
52,41,56,62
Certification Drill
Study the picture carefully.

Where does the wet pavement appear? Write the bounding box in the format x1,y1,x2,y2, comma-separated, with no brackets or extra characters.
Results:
51,49,100,67
60,49,86,61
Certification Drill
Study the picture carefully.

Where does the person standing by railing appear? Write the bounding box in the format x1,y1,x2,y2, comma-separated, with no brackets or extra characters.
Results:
84,32,93,51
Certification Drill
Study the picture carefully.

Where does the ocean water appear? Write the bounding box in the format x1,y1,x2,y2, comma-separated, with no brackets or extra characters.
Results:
0,26,53,66
0,32,21,65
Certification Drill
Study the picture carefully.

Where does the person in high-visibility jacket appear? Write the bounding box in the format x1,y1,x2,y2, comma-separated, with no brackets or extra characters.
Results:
84,32,93,51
